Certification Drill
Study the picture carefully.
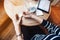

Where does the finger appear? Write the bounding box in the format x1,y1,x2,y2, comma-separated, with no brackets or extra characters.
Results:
15,14,19,20
19,16,23,26
23,11,30,15
34,0,38,1
23,12,26,15
23,14,30,18
15,14,22,25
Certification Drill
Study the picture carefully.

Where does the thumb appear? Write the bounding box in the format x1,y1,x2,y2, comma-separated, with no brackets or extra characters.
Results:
19,16,23,26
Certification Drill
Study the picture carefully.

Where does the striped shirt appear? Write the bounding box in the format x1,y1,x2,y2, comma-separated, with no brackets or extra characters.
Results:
31,20,60,40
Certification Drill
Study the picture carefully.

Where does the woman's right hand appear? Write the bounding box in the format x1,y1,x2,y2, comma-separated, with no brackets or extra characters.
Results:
23,12,43,24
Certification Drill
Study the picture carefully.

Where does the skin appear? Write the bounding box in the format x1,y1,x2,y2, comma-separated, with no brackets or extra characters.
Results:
23,12,43,24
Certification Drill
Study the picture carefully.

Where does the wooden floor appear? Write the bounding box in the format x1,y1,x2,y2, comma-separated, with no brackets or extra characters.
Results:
0,0,16,40
11,35,16,40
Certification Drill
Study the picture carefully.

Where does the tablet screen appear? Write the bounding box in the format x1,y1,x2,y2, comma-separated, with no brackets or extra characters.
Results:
37,0,50,13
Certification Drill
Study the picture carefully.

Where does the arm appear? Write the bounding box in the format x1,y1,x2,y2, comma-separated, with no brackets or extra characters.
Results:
41,20,60,35
12,14,23,40
23,12,60,35
31,14,60,35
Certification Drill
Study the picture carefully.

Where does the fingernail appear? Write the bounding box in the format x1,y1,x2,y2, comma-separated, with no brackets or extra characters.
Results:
34,0,38,1
15,14,19,20
23,12,26,15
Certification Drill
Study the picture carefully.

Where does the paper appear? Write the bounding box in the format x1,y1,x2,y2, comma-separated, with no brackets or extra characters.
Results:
36,10,43,16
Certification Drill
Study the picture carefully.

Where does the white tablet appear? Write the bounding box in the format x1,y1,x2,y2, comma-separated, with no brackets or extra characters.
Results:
37,0,50,13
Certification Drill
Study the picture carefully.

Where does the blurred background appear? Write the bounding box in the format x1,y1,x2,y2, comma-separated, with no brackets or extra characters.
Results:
0,0,60,40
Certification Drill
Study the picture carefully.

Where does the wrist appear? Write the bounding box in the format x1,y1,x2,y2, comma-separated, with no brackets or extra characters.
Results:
39,18,43,24
31,14,43,24
17,36,23,40
16,33,22,37
30,14,37,19
35,17,43,24
16,33,23,40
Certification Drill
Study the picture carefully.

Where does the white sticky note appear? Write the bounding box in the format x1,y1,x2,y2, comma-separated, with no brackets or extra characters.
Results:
36,10,43,16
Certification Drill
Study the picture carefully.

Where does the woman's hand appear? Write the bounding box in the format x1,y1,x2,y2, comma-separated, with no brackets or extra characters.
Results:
8,13,23,40
12,14,23,40
23,12,43,24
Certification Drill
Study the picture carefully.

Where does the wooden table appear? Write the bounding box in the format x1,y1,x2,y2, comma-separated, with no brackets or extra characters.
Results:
49,6,60,26
4,0,51,26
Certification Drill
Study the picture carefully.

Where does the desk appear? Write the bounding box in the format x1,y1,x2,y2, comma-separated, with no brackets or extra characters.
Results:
49,6,60,26
4,0,51,26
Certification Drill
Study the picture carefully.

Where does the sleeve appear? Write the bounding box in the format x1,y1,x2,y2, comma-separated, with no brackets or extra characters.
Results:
41,20,60,35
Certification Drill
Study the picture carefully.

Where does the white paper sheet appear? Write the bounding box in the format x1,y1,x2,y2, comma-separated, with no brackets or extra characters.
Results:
36,10,43,16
